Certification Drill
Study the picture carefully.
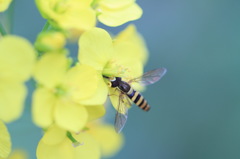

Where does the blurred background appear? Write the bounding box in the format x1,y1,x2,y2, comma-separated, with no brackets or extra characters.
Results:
1,0,240,158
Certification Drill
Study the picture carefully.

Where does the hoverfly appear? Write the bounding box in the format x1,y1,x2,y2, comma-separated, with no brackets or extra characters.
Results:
103,68,167,133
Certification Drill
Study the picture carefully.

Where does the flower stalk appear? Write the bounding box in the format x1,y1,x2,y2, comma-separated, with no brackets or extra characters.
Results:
0,22,7,36
66,131,83,147
41,21,50,32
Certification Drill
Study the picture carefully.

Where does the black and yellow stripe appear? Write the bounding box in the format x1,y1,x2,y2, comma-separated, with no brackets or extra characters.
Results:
127,88,150,111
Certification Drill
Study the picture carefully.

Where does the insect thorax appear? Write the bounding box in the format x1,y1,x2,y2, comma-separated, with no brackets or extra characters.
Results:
118,81,131,93
109,77,131,93
109,77,121,87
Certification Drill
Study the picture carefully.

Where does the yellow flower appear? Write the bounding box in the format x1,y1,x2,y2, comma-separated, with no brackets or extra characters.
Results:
78,25,148,110
34,31,66,52
0,120,11,159
0,0,12,12
95,0,143,27
0,36,36,123
87,122,124,157
36,123,123,159
32,52,106,132
6,150,28,159
35,0,96,34
35,0,142,36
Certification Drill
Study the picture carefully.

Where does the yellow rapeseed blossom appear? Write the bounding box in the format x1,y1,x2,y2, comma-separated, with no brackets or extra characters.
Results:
6,150,28,159
0,36,36,123
95,0,143,26
32,52,106,132
0,0,12,12
36,123,123,159
34,31,66,52
87,122,124,158
35,0,142,36
0,120,11,159
35,0,96,34
78,25,148,110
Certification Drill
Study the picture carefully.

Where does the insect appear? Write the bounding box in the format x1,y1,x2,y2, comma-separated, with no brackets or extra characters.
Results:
103,68,167,133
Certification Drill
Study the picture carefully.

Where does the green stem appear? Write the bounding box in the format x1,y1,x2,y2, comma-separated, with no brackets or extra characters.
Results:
42,21,50,32
66,131,83,147
0,22,7,36
66,131,77,142
8,0,15,33
91,0,98,8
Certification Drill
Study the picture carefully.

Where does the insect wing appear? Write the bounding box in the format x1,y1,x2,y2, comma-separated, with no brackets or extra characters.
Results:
114,94,131,133
129,68,167,86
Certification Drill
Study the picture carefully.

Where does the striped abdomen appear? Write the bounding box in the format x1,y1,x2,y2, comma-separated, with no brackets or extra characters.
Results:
126,88,150,111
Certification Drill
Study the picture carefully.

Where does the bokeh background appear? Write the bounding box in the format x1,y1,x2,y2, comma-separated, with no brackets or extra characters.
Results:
1,0,240,158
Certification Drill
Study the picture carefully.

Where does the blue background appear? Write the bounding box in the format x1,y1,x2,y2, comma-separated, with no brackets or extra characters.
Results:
1,0,240,158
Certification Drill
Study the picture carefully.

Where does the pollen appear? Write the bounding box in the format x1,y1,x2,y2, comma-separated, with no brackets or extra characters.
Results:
96,8,102,13
118,66,130,77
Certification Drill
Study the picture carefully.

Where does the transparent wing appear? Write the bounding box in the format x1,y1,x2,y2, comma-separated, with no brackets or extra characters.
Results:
114,93,131,133
129,68,167,86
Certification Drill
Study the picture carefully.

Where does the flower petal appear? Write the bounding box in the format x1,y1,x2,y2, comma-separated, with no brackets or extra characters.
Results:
108,88,121,111
79,77,108,105
42,125,66,145
108,88,131,114
32,88,56,128
78,28,114,71
33,52,69,89
57,8,96,33
112,25,148,79
36,0,96,33
0,0,12,12
73,133,101,159
97,2,142,26
7,150,28,159
0,36,36,82
64,64,99,101
0,120,11,158
85,105,106,121
54,100,88,132
92,124,123,157
0,82,26,123
97,0,134,8
37,137,74,159
114,24,148,65
34,31,66,52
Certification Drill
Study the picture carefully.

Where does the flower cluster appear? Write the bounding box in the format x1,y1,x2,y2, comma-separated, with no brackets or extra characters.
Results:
0,0,150,158
35,0,142,36
0,36,36,159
